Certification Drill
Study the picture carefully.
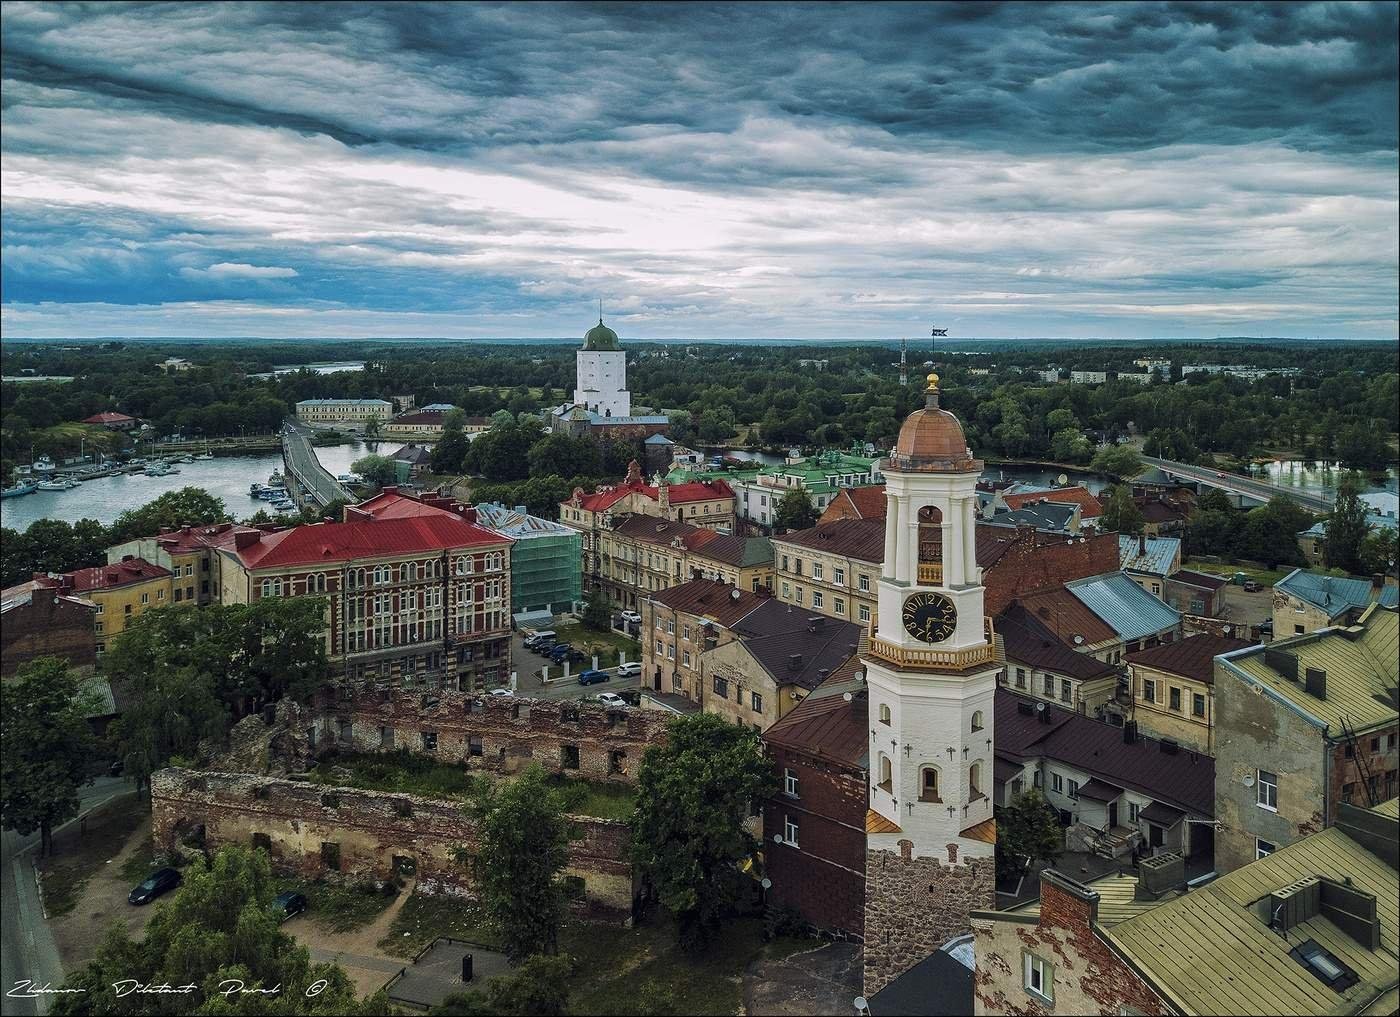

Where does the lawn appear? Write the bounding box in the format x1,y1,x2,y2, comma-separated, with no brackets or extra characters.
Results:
273,876,400,933
308,750,635,820
551,622,642,666
560,916,816,1016
39,803,148,917
1182,557,1328,587
378,890,499,957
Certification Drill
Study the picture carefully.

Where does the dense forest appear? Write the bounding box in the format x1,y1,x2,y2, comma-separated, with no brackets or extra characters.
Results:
3,340,1396,488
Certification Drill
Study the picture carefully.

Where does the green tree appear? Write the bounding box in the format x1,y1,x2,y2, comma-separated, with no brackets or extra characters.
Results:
431,428,470,474
108,487,229,544
1359,527,1398,576
1196,488,1234,513
632,713,777,951
1089,444,1142,479
1323,472,1370,574
581,598,613,632
1,659,98,856
435,955,573,1016
443,407,467,432
52,844,376,1015
1236,499,1308,569
528,434,600,479
1050,428,1092,464
351,453,397,488
472,766,571,962
995,789,1062,884
363,412,383,438
1100,484,1144,535
1045,407,1078,433
774,488,818,531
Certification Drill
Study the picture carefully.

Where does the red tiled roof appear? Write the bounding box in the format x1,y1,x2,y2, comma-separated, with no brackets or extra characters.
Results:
66,558,171,591
1016,587,1118,646
573,478,735,512
612,514,770,567
233,514,508,569
1168,569,1228,591
1126,633,1253,685
820,485,888,522
648,578,765,628
774,517,887,561
153,523,264,555
81,411,136,424
1003,486,1103,519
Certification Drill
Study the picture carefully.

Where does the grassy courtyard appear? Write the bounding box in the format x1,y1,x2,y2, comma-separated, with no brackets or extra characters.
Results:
550,622,642,666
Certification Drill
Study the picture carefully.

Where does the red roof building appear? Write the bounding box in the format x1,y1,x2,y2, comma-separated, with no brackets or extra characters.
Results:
1000,486,1103,522
819,484,889,524
218,492,514,691
81,411,138,430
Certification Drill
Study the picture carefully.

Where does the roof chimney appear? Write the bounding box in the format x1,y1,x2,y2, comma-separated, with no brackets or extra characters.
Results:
1373,574,1386,590
1304,666,1327,700
1138,532,1147,556
788,653,803,671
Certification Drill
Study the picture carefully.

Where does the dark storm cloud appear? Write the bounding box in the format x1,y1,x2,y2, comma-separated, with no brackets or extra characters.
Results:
1,2,1396,338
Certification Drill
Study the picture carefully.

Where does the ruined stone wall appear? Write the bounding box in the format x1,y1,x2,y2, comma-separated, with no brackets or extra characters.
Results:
315,687,668,783
862,843,996,996
151,768,635,918
971,876,1168,1016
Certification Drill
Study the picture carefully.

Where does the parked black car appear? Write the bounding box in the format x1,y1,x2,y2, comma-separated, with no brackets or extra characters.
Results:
273,890,308,921
128,867,181,905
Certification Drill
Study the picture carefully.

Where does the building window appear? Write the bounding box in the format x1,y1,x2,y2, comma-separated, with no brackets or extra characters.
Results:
812,563,824,580
971,710,983,732
1192,693,1206,718
1257,769,1278,810
1129,802,1140,823
1043,674,1055,696
1060,679,1072,704
833,567,845,586
811,590,823,609
141,592,150,605
858,574,870,592
784,768,799,797
1256,838,1276,859
834,597,845,614
969,763,983,799
784,815,799,847
420,731,437,752
1143,679,1155,703
1052,773,1063,794
713,676,729,698
859,604,871,623
1023,952,1053,1004
1169,687,1182,711
1067,779,1079,800
878,753,892,793
561,744,580,770
751,692,763,713
920,766,940,802
879,703,891,725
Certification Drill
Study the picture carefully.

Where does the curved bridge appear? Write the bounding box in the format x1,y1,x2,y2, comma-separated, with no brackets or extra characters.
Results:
1142,455,1333,514
281,419,357,507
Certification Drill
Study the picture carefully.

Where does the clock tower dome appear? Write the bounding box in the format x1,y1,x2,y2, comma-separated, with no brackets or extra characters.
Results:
861,372,998,995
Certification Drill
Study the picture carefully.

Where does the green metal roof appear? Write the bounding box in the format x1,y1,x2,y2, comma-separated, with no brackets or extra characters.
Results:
583,319,620,351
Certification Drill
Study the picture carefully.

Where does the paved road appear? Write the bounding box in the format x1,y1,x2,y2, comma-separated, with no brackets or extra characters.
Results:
1143,455,1333,513
510,631,643,702
2,777,132,1016
282,420,356,507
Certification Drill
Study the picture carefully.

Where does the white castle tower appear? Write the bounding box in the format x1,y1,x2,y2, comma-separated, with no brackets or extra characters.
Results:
862,371,997,994
573,315,631,418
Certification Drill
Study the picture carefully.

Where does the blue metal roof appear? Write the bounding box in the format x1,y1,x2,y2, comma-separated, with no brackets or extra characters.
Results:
1275,568,1399,619
1066,572,1182,641
1119,535,1181,576
644,434,674,445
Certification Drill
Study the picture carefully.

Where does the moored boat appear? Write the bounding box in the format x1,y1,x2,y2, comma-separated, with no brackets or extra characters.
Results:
1,481,37,498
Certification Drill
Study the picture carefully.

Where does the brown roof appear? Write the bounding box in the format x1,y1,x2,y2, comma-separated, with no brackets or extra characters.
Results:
612,514,771,568
866,809,901,834
819,485,888,523
764,670,869,769
773,517,886,561
1016,587,1118,646
732,602,863,691
1003,486,1103,519
1126,633,1253,684
1168,569,1228,591
647,578,765,628
64,557,171,591
1139,500,1187,523
998,603,1119,681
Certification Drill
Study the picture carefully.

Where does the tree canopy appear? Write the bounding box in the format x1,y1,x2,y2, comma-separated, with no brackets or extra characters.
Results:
996,789,1062,884
1099,484,1143,535
774,488,818,531
108,487,230,544
1,658,98,856
350,453,396,488
1324,472,1372,575
631,713,776,951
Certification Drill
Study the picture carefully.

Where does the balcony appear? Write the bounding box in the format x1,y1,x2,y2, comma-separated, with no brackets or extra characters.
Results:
917,562,943,585
864,618,997,672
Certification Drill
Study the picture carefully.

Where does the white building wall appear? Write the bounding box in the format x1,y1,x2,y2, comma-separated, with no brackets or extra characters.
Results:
574,349,631,417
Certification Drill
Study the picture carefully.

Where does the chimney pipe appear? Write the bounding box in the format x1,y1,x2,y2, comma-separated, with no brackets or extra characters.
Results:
1138,533,1147,556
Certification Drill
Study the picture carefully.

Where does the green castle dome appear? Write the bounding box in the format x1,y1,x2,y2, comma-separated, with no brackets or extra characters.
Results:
583,318,621,351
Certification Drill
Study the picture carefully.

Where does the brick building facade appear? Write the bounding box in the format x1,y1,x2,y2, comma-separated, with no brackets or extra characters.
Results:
0,581,97,677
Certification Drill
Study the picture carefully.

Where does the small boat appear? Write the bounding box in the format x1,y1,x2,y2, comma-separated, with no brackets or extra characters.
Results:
180,455,195,464
271,498,296,511
195,451,214,460
1,481,37,498
145,462,173,476
32,455,57,474
36,478,78,491
268,471,284,484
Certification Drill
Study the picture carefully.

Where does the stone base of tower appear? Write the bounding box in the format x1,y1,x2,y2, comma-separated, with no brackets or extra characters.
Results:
862,843,995,996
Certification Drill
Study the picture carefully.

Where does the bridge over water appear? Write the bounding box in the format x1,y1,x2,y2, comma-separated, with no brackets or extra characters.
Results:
1142,455,1333,514
281,420,357,507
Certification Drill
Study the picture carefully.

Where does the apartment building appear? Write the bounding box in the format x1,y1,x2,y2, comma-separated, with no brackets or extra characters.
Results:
593,514,771,612
639,579,766,705
997,602,1121,717
1214,605,1397,873
771,518,884,627
218,491,514,691
1272,569,1398,636
108,522,264,607
24,557,174,654
1126,633,1252,754
294,398,393,427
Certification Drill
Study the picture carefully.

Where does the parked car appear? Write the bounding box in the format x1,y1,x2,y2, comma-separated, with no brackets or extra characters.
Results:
616,661,642,678
128,867,182,905
549,642,574,663
578,669,610,686
1242,580,1261,592
619,610,642,625
524,629,557,649
595,692,627,707
273,890,308,921
489,687,513,697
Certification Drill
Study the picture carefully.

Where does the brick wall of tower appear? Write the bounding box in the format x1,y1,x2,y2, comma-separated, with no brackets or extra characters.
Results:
863,842,996,995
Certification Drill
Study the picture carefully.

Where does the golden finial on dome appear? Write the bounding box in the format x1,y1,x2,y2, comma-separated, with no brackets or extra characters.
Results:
926,372,940,391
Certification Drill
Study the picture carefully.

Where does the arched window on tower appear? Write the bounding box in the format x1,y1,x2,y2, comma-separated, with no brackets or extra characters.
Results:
878,703,891,725
917,504,944,570
878,753,893,793
969,761,984,801
919,765,941,803
971,710,984,732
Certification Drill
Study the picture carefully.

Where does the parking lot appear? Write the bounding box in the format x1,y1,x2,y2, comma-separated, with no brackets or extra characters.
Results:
509,628,644,703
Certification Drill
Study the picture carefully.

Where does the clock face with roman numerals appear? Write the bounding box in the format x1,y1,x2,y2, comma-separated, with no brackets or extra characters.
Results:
902,592,958,643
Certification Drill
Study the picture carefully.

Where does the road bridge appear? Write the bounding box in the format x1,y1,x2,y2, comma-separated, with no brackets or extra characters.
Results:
281,420,356,507
1142,455,1333,514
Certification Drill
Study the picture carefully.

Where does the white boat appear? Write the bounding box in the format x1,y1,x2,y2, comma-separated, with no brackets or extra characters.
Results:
145,462,173,476
180,455,195,464
36,478,77,491
271,499,296,511
195,451,214,460
268,471,284,485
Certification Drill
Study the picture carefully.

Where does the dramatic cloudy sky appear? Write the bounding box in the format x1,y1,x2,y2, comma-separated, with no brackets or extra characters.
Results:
2,2,1397,339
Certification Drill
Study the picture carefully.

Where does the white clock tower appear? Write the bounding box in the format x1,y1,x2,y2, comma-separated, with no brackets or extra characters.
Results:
863,372,998,861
